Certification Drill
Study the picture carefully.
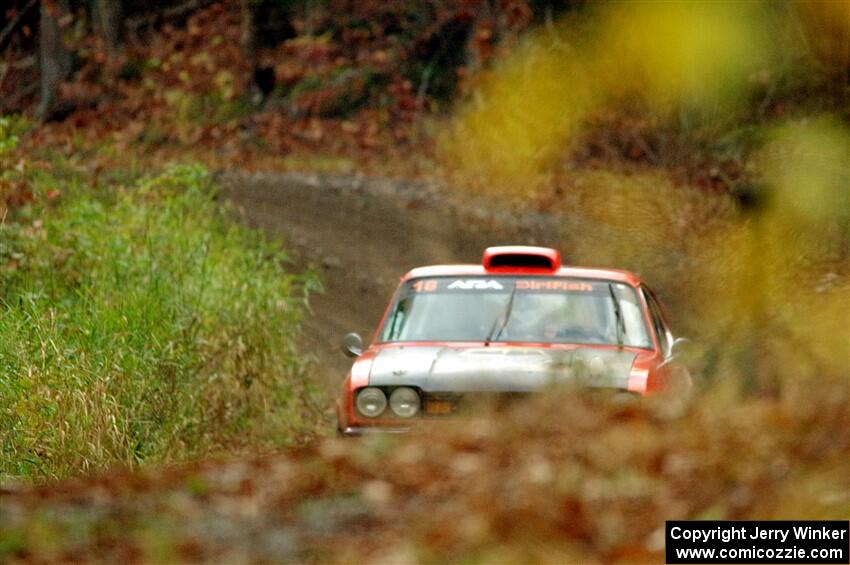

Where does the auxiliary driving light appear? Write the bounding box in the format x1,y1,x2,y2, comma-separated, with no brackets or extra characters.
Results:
389,387,421,418
356,387,387,418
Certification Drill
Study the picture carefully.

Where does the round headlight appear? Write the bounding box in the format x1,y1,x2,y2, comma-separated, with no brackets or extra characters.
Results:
356,387,387,418
389,387,421,418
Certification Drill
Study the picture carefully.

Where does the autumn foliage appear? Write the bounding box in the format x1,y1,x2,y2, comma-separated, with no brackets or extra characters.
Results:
2,0,548,173
1,380,847,562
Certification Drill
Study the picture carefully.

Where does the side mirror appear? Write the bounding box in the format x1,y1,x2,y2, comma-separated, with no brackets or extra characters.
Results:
341,332,364,358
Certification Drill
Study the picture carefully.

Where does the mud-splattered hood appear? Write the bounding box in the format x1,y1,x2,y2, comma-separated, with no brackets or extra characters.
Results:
368,346,637,392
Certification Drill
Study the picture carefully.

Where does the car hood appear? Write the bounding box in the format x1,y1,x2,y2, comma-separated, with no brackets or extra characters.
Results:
368,345,637,392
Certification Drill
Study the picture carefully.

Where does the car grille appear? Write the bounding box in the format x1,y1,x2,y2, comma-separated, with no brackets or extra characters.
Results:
422,392,531,417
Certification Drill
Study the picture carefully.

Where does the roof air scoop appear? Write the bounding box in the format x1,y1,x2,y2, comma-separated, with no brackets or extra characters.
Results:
482,246,561,272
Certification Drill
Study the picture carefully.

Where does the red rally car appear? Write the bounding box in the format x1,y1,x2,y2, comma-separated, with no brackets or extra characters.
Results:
336,246,691,435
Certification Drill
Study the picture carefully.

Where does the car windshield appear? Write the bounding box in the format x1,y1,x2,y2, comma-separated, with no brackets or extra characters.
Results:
379,276,652,348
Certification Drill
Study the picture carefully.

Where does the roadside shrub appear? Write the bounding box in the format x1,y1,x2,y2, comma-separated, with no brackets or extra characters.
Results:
0,165,322,481
0,116,26,156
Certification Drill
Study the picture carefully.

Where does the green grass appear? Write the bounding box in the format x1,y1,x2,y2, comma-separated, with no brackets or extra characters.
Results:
0,164,323,482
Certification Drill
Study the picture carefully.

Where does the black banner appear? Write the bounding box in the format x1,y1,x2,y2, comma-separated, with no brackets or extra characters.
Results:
666,521,849,564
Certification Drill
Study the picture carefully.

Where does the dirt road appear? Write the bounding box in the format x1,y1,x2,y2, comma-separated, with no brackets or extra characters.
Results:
219,171,560,387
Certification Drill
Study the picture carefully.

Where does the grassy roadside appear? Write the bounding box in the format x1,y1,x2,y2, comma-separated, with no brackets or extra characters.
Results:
0,150,323,482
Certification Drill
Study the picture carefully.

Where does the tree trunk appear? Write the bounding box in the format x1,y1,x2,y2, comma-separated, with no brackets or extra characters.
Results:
242,0,276,105
240,0,257,60
37,0,71,120
95,0,123,51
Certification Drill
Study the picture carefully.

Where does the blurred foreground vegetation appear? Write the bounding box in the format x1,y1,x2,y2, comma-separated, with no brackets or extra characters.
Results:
1,385,847,562
0,138,322,481
442,0,849,398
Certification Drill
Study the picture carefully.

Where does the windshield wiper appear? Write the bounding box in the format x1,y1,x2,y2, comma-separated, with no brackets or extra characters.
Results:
484,282,518,346
608,283,625,349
